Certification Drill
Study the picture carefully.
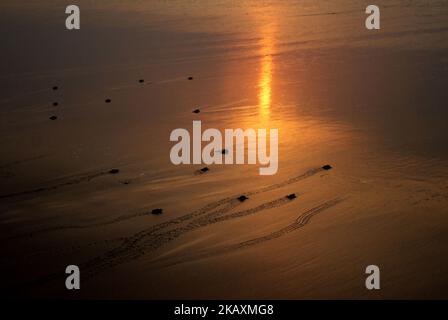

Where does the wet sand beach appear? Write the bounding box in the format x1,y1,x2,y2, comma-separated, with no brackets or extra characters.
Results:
1,0,448,299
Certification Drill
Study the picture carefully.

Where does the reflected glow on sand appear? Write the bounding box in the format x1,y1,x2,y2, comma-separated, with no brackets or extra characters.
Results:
258,24,275,120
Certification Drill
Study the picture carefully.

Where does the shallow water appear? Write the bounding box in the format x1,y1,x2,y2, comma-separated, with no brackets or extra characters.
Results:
0,0,447,298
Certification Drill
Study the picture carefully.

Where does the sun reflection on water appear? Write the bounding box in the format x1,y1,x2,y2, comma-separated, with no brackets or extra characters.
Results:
258,25,275,120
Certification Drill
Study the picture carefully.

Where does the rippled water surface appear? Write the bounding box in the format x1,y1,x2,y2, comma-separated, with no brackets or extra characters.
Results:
0,0,447,298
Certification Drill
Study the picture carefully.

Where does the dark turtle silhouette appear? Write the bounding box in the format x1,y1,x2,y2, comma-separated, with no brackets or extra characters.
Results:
286,193,297,200
322,165,333,170
109,169,120,174
188,76,194,80
151,208,163,215
53,102,58,107
49,116,57,120
237,195,248,202
139,79,144,83
193,109,200,114
105,99,112,103
52,86,58,91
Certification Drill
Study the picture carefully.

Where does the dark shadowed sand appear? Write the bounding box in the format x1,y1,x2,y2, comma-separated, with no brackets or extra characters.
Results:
1,0,448,299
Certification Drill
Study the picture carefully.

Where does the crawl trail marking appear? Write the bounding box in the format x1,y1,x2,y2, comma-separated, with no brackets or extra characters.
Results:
5,167,324,240
79,195,294,279
152,197,345,268
14,166,330,289
0,169,119,200
76,167,327,279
